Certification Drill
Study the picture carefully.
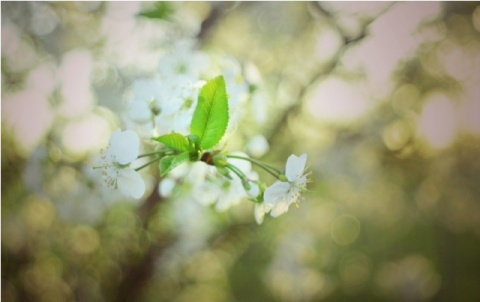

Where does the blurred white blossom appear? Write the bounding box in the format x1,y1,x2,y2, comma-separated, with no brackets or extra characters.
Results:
246,134,270,157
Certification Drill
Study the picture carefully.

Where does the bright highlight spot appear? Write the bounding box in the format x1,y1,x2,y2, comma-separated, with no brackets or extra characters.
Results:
62,114,111,158
342,2,442,98
417,93,457,149
69,225,100,255
21,195,55,232
2,89,55,155
315,26,343,64
472,5,480,33
383,120,411,151
57,49,95,118
307,78,371,124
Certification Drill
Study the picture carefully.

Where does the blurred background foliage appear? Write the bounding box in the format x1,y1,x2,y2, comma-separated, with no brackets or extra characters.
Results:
2,2,480,301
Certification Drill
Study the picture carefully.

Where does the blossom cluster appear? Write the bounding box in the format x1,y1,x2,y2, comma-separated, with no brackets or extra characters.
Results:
96,42,310,224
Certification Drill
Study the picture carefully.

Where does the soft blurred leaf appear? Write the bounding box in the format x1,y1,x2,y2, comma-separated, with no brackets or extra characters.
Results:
137,2,174,20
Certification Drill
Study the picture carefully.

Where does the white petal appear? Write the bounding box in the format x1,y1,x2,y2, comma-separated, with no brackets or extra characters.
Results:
109,129,140,165
263,202,273,213
264,181,289,205
285,153,307,182
247,182,260,197
270,201,289,217
286,188,301,206
117,168,145,199
128,100,151,123
159,178,176,197
132,78,161,103
254,204,265,224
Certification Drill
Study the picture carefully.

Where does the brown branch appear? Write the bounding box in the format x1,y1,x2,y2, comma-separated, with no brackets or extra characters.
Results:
111,176,172,302
267,2,396,143
113,238,171,302
138,177,162,225
311,2,397,45
196,2,244,46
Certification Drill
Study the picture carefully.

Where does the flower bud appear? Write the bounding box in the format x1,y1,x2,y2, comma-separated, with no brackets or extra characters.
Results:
212,153,228,167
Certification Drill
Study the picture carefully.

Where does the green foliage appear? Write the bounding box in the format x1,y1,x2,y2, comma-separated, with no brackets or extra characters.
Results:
155,76,230,175
190,75,229,150
137,2,174,20
153,133,191,152
159,152,190,177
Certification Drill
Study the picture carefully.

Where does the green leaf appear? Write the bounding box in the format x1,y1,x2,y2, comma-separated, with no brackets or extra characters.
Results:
153,133,190,152
190,75,229,150
159,152,189,177
137,2,174,20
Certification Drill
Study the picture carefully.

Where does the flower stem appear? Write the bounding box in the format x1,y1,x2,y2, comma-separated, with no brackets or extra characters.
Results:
137,149,170,159
135,156,162,171
226,155,281,179
226,163,247,181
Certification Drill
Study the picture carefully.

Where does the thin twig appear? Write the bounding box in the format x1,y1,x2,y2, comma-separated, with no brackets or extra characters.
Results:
196,2,244,46
267,2,396,143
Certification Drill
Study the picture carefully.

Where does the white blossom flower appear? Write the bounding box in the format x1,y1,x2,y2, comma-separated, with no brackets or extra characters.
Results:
262,153,309,218
126,75,200,137
116,168,145,199
99,129,145,199
108,129,139,164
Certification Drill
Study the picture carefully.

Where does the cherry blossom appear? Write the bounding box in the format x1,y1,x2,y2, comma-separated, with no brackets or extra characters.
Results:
100,129,145,199
262,154,309,218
